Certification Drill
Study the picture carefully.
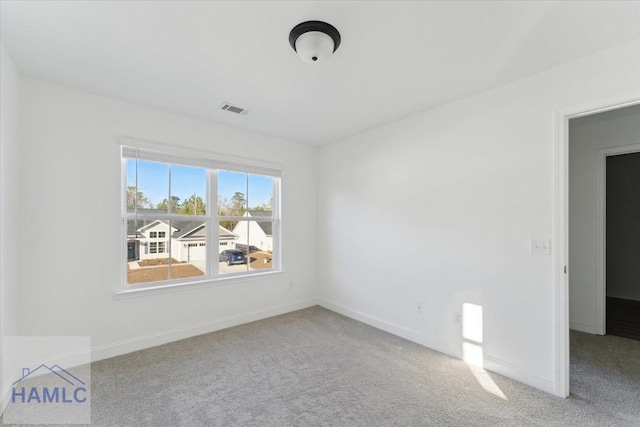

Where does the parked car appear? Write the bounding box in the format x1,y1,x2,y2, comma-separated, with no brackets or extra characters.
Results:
219,249,236,262
220,249,246,265
235,244,260,255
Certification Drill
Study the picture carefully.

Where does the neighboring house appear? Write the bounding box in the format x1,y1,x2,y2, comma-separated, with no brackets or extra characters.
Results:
232,210,273,253
127,216,236,261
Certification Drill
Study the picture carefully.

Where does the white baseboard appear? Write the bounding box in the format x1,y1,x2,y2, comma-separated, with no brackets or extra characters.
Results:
318,298,555,395
570,321,597,334
483,354,554,395
318,299,448,355
91,298,320,362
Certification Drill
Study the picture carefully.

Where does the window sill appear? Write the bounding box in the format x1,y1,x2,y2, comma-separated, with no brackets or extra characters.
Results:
114,270,285,299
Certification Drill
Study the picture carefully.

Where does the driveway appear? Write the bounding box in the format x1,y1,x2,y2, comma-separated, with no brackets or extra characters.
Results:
190,259,250,275
218,261,250,274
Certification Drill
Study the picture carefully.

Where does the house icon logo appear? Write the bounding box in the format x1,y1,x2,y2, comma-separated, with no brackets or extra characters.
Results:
11,364,88,404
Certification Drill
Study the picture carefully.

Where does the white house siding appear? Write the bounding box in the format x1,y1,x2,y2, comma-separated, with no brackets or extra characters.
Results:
260,235,273,252
172,239,233,262
137,223,233,261
233,221,272,252
139,222,173,260
173,241,205,262
218,239,236,253
170,240,183,262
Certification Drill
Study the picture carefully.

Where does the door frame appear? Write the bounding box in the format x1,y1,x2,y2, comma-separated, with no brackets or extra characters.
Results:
596,143,640,335
553,92,640,398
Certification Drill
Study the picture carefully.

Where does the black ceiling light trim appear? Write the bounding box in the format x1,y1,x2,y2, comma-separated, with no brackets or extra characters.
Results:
289,21,341,53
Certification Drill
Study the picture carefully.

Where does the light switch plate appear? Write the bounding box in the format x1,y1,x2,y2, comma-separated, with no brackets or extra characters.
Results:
530,239,551,255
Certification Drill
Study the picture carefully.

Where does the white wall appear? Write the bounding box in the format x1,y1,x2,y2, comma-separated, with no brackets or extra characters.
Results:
16,77,318,360
318,40,640,394
569,104,640,331
0,43,22,407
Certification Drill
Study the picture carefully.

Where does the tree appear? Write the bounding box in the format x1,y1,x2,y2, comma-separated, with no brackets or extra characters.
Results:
127,186,151,210
156,196,181,213
218,192,246,230
181,194,206,215
231,192,246,216
219,219,234,231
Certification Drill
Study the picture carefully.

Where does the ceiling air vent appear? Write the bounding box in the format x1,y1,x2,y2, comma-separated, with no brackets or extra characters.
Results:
220,102,247,115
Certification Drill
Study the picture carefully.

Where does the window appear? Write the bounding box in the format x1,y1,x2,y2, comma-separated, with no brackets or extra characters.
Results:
122,145,280,289
217,170,275,275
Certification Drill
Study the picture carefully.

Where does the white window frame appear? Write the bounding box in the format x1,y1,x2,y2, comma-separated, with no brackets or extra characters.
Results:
121,141,282,293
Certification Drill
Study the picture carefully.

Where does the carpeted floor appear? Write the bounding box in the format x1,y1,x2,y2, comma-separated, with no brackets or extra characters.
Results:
4,306,640,426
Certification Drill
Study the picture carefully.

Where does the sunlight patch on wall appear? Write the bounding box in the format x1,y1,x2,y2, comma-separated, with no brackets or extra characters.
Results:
462,341,484,366
462,302,483,343
462,302,484,366
461,302,507,400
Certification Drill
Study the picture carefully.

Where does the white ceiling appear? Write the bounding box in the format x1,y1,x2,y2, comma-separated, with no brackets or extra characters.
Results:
2,1,639,145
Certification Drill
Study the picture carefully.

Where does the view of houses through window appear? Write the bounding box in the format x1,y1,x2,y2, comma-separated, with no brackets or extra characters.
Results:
123,148,278,288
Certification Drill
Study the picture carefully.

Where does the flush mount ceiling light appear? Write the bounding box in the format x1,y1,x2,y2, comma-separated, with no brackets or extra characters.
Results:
289,20,341,64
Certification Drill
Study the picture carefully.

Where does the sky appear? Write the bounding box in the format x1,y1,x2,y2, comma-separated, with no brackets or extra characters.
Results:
126,159,273,210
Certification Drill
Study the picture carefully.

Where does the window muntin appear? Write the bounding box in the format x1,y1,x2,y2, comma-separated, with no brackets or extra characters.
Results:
123,146,280,289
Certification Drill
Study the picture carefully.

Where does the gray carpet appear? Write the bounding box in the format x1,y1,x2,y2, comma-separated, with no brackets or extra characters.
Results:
3,306,640,426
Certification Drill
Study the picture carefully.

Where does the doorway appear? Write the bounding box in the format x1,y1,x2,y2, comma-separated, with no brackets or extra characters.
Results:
561,102,640,397
604,151,640,340
569,105,640,337
127,240,139,261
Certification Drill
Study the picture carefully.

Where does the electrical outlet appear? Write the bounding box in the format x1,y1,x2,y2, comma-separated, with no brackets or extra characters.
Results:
455,314,461,323
288,281,294,290
416,302,423,314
